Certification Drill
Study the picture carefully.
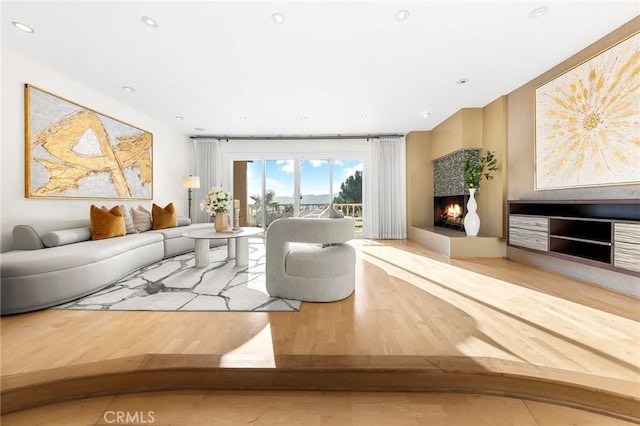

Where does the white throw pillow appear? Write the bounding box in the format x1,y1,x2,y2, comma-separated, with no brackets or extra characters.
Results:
119,204,137,234
130,205,152,232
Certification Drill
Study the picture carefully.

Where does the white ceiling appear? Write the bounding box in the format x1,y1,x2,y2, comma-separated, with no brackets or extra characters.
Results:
2,1,638,137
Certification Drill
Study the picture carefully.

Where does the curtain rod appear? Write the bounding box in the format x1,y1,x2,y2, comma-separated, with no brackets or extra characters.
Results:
189,133,404,141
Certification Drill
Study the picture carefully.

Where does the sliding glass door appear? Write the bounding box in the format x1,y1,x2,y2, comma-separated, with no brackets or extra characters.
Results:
264,160,295,226
243,157,363,236
299,159,331,214
246,159,295,227
246,160,263,227
332,160,363,236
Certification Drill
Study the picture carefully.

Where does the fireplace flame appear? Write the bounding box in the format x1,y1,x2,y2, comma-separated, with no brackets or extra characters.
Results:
445,203,462,218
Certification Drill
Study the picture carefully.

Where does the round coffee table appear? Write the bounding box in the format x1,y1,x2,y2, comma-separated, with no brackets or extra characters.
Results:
182,227,264,268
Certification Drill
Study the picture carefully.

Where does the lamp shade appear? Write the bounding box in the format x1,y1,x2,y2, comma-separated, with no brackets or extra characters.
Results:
182,175,200,189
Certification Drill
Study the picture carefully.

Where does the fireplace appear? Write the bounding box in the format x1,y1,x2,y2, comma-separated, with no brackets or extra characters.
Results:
434,195,466,231
432,149,478,233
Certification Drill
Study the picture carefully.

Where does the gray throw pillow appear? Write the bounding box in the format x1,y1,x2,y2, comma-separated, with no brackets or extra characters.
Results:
42,227,92,247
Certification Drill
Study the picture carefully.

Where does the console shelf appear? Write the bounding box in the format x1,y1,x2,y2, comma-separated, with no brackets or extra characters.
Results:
508,200,639,276
550,235,611,246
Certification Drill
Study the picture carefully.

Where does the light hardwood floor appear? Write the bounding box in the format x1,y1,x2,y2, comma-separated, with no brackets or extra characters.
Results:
1,239,639,423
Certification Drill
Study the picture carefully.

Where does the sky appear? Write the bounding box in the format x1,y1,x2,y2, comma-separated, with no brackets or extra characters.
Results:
247,159,363,202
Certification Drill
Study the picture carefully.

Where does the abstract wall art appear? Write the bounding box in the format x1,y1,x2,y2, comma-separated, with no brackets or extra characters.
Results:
25,84,153,199
535,32,639,190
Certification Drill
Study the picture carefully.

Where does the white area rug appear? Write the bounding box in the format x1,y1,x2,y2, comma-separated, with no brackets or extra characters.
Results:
56,239,301,312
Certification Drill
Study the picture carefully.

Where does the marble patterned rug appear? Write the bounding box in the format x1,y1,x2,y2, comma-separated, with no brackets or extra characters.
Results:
55,238,301,312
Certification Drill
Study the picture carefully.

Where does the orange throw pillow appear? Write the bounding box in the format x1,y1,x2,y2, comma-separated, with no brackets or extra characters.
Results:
152,203,178,230
90,205,126,240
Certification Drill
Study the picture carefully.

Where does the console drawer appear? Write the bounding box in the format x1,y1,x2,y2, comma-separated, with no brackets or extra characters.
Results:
509,215,549,232
509,216,549,252
614,223,640,273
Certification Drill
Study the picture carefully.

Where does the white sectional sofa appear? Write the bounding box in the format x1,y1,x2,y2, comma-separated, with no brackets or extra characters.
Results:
0,219,220,315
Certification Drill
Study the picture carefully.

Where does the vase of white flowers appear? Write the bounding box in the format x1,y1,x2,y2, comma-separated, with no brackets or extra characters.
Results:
201,186,232,232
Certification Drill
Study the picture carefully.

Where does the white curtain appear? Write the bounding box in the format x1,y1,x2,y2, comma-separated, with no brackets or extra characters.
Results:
192,139,223,224
366,136,407,239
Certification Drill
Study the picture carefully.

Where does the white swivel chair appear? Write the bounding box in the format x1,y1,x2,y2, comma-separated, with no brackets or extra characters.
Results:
265,217,356,302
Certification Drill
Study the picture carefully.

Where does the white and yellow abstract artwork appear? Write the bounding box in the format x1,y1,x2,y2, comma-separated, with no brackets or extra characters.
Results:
25,85,153,199
535,32,639,190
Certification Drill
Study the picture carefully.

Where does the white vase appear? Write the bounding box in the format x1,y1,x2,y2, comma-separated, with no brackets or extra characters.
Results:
464,188,480,237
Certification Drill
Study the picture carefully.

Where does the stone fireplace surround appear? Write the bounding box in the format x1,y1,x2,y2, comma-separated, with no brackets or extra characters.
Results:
433,149,479,231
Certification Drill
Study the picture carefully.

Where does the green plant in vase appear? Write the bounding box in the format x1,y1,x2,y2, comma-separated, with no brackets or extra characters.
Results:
462,150,500,190
461,150,500,237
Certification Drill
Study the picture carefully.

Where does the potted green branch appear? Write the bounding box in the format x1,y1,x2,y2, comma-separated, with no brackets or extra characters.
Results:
461,151,501,237
462,150,500,190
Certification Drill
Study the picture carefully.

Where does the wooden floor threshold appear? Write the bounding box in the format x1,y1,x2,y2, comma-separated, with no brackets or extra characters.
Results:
2,354,638,423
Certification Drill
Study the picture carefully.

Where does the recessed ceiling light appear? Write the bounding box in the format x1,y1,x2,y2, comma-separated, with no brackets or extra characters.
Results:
271,13,285,24
141,16,158,28
175,115,184,120
422,112,431,119
396,10,410,21
122,86,135,92
195,127,206,131
456,78,469,85
12,21,35,33
528,6,549,19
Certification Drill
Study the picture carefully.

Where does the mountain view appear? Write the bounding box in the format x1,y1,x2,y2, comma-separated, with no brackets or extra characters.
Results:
274,194,332,205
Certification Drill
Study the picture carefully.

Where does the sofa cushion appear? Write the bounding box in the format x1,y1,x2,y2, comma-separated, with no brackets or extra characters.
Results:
42,227,91,248
1,232,164,278
131,205,152,232
152,203,178,230
90,205,126,240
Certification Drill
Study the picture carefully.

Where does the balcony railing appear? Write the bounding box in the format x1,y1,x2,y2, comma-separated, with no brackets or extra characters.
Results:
247,203,363,234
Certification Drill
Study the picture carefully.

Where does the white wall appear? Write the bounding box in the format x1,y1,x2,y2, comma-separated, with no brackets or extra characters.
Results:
1,47,191,252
